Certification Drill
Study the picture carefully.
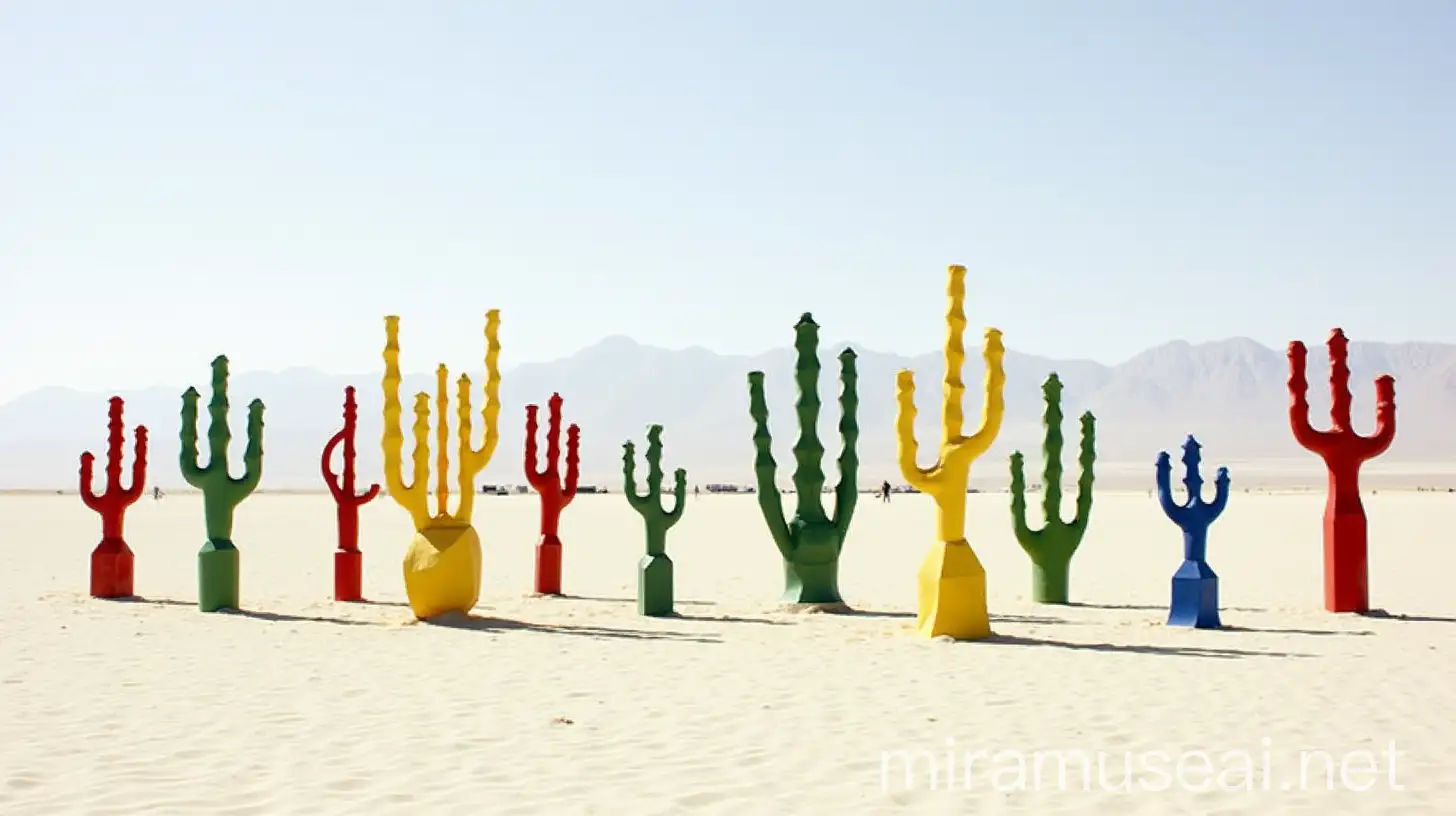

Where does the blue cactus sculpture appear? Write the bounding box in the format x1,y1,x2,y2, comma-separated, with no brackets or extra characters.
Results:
1155,435,1230,629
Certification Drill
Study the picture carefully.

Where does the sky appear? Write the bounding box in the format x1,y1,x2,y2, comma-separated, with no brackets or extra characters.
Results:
1,1,1452,404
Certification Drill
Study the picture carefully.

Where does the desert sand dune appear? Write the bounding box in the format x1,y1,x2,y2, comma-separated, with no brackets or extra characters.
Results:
2,491,1453,814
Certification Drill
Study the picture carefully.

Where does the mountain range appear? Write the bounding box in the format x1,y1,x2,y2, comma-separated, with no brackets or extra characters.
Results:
3,332,1454,491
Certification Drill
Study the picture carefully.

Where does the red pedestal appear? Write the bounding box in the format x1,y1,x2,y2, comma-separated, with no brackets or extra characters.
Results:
535,535,563,596
90,538,135,598
335,550,363,602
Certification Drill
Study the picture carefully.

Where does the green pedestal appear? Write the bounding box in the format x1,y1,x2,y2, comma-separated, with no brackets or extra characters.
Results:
638,553,674,617
198,540,240,612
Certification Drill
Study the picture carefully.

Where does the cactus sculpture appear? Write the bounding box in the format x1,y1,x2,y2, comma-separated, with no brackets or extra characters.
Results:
525,393,581,596
80,397,148,598
1156,435,1230,629
1288,329,1396,614
1009,374,1095,604
180,355,265,612
896,264,1006,640
383,311,501,620
747,314,859,608
322,386,381,602
624,425,687,617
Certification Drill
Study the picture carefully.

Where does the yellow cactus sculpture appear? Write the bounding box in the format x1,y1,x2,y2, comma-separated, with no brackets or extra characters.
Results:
896,265,1006,640
382,311,502,620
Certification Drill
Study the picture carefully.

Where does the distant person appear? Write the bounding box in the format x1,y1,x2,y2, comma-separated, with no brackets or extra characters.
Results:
881,480,892,503
694,485,700,499
152,486,163,502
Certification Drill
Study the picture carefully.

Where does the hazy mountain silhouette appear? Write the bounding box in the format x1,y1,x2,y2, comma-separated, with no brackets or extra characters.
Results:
3,334,1452,491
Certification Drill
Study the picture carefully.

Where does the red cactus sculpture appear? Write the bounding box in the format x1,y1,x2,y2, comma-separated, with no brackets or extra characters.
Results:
525,393,581,595
322,386,381,602
1288,329,1396,614
80,397,148,598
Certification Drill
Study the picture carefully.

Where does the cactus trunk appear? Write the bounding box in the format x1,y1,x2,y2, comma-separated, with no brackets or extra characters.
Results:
896,265,1006,639
180,356,264,612
525,393,581,596
1009,374,1095,605
624,426,687,617
747,313,859,610
1156,436,1230,629
80,396,147,599
382,312,502,619
1287,329,1395,614
323,386,380,601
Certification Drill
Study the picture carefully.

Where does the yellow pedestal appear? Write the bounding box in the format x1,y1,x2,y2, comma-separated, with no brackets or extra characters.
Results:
916,539,992,640
403,524,482,619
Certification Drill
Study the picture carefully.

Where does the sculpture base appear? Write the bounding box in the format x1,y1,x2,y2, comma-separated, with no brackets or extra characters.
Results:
335,550,363,602
403,524,482,620
90,538,135,599
1323,513,1370,614
916,539,992,640
638,552,673,617
198,540,240,612
1168,559,1220,629
534,534,563,596
1031,557,1072,605
780,558,844,606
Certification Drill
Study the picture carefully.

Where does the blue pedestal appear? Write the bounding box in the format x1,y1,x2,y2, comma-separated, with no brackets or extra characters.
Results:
1168,559,1220,628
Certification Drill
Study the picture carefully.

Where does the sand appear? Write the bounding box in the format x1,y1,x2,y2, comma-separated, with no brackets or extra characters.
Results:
2,490,1453,814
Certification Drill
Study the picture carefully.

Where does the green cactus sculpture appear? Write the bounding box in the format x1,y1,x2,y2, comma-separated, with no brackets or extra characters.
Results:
180,355,265,612
1009,373,1095,604
624,425,687,617
748,313,859,609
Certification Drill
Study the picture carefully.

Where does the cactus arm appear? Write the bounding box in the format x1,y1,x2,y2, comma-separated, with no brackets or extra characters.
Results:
523,404,544,486
832,348,859,539
381,315,430,529
205,356,233,479
179,386,207,487
1009,450,1035,540
407,393,431,518
454,373,477,521
120,426,147,502
622,441,648,513
1071,412,1096,528
665,467,688,527
1208,466,1231,520
961,328,1007,459
321,429,346,501
545,394,563,481
1326,330,1354,433
457,309,502,524
940,268,968,442
104,397,125,492
79,452,100,509
1286,340,1330,452
563,424,581,502
1039,375,1065,526
644,425,665,503
894,370,938,492
1364,375,1397,458
1154,453,1182,520
748,372,794,555
788,315,827,521
233,399,264,496
433,365,450,518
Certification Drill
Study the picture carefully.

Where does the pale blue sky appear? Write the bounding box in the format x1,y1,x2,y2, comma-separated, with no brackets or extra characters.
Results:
2,1,1452,404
